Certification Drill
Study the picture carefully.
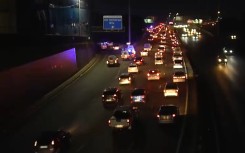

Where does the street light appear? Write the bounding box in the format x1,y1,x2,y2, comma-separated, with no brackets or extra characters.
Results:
128,0,131,44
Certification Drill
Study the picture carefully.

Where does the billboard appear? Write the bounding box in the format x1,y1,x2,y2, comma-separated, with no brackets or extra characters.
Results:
103,15,123,30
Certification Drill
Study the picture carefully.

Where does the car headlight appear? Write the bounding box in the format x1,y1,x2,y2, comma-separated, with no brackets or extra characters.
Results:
224,50,227,53
230,50,233,53
225,59,227,62
218,59,222,62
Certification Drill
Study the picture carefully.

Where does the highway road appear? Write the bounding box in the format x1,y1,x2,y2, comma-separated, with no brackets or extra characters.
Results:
3,25,196,153
3,23,245,153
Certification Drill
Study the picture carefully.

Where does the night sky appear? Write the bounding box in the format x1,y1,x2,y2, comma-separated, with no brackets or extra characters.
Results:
91,0,245,19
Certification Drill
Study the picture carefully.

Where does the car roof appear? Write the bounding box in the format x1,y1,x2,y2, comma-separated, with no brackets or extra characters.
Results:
159,105,178,115
149,69,159,73
174,71,185,75
103,87,119,93
35,131,64,144
217,54,227,58
120,72,130,77
108,55,117,58
129,63,137,66
131,88,146,95
165,82,178,89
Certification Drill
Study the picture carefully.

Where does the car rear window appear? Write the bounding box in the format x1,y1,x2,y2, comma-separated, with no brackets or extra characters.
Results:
114,110,131,119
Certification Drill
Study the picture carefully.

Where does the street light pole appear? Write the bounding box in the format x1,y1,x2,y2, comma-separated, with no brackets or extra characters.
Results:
78,0,80,36
128,0,131,44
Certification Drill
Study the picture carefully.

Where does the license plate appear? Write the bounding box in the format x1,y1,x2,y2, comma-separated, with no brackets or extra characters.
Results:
40,146,48,149
116,125,123,128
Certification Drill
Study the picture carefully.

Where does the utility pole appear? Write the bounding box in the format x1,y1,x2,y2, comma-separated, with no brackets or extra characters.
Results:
128,0,131,44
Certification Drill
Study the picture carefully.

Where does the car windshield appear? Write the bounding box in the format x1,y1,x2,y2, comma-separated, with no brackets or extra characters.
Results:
159,106,178,115
166,83,178,89
132,89,145,95
174,71,185,76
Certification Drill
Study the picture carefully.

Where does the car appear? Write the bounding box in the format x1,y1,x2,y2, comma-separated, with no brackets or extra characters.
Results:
131,88,147,103
112,43,121,50
143,43,152,51
155,57,164,65
108,105,138,130
33,130,71,153
223,47,234,56
147,69,161,80
172,47,182,55
157,46,166,53
172,52,183,61
163,82,179,97
140,50,149,56
217,54,228,64
100,42,108,50
173,59,184,69
102,87,122,107
106,55,119,66
133,56,144,65
173,71,186,82
128,63,139,73
155,52,163,58
119,72,133,85
157,105,179,124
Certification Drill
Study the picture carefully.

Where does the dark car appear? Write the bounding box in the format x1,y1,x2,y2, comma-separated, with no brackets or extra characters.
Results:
108,105,139,131
217,54,227,65
131,88,147,103
106,55,119,67
157,105,179,124
102,87,122,107
33,130,71,153
133,56,144,65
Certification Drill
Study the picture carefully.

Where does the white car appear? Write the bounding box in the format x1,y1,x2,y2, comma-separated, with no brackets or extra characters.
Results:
155,52,163,58
119,73,132,85
108,106,136,130
172,52,183,61
128,63,139,73
172,47,182,55
140,50,149,56
173,71,186,82
155,57,163,65
147,69,161,80
143,43,152,51
163,82,179,97
173,59,184,69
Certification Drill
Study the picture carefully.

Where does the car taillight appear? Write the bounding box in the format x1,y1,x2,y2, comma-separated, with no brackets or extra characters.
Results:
119,78,121,80
51,140,55,145
172,114,176,117
102,95,104,97
128,77,131,80
157,73,159,76
113,94,117,97
127,119,130,123
108,120,111,124
147,73,150,76
141,95,145,98
157,114,160,118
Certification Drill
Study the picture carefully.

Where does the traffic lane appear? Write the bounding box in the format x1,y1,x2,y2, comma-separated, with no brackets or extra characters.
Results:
71,55,184,152
76,40,189,152
213,55,245,153
182,32,223,153
5,54,124,153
